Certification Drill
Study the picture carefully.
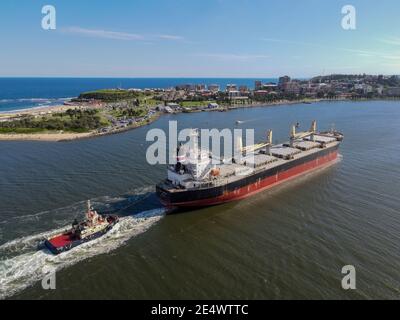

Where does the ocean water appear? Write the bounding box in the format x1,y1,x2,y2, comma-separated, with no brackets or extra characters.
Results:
0,100,399,299
0,78,276,112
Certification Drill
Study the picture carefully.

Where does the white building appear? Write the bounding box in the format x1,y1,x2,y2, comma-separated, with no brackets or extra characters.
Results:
226,84,238,92
208,103,219,109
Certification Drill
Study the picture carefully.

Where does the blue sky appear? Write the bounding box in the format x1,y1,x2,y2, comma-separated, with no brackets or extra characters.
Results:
1,0,400,77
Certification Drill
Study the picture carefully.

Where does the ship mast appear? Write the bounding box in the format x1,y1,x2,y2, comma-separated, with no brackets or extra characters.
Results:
266,129,272,155
290,120,318,146
87,200,91,220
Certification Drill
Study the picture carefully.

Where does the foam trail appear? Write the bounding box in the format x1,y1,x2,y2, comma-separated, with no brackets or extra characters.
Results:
0,185,156,252
0,226,69,257
235,118,265,124
0,208,165,300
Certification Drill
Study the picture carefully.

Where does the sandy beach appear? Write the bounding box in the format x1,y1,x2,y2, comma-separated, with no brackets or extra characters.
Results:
0,103,93,117
0,131,95,142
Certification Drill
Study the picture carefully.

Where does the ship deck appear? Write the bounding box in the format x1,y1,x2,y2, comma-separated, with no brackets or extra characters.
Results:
48,233,75,248
159,134,340,193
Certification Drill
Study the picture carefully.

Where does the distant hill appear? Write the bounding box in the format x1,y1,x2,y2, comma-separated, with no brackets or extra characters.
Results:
311,74,400,86
78,89,139,102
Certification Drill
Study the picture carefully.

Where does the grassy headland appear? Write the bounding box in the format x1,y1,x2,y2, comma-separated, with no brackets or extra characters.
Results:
0,89,161,141
0,109,108,134
78,89,140,102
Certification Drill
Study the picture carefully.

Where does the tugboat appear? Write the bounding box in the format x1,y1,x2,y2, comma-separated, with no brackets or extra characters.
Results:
43,201,119,255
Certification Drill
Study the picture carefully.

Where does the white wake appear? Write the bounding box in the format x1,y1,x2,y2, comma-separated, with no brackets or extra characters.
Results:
0,208,165,300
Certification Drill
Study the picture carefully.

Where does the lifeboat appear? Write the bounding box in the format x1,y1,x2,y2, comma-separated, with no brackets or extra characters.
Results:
210,168,220,177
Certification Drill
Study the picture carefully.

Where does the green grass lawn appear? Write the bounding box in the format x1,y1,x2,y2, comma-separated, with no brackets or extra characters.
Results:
0,109,109,134
180,101,213,107
0,127,45,134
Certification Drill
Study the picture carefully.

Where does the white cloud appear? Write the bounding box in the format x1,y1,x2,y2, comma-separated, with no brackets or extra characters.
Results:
380,62,400,68
196,53,269,60
261,38,321,48
381,55,400,60
157,34,184,41
356,53,375,57
62,27,144,41
62,27,185,42
380,37,400,46
261,37,400,61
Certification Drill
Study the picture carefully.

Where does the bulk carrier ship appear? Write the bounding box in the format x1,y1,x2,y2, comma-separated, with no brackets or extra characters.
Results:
156,121,343,208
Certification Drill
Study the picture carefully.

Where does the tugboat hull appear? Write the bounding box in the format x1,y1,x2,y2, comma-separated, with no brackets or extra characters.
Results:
44,216,119,255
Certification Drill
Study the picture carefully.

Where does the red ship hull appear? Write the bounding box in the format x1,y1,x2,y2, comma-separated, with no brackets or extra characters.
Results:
157,148,338,208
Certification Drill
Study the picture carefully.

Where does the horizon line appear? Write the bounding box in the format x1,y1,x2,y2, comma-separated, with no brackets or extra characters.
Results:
0,74,398,79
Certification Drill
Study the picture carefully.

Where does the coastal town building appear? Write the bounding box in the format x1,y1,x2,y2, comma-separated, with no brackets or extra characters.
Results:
281,81,301,94
167,103,180,110
226,84,238,92
164,106,174,113
253,90,271,98
208,84,220,92
278,76,291,88
195,84,206,91
354,84,373,94
239,85,249,94
228,90,240,98
208,103,219,109
261,83,278,92
384,87,400,96
176,84,194,91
